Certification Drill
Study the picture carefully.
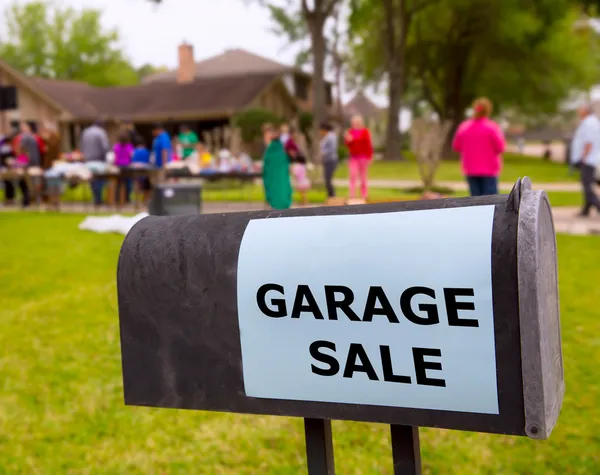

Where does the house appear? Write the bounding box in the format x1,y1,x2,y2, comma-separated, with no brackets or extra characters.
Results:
143,44,336,117
0,44,335,151
344,91,386,148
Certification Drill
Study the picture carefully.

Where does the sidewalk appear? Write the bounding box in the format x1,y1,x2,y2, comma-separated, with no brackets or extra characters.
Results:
333,179,581,193
3,201,599,236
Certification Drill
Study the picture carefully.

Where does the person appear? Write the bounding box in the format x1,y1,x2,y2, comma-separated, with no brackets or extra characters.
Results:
80,119,110,206
452,97,505,197
280,123,290,146
171,137,181,162
283,127,301,161
571,104,600,217
113,132,134,205
291,155,311,205
262,124,292,210
517,136,525,155
17,122,42,207
345,115,373,200
197,142,214,169
320,122,338,198
151,123,172,176
122,120,141,144
131,138,152,205
178,124,199,160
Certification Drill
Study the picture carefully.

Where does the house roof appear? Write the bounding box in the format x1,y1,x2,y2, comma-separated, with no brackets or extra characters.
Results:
142,48,297,84
31,73,280,121
344,91,382,119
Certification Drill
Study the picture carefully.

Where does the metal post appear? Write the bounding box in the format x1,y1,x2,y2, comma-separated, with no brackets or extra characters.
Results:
391,425,421,475
304,418,335,475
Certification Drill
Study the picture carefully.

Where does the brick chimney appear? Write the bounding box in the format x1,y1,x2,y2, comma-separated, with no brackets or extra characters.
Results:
177,42,195,84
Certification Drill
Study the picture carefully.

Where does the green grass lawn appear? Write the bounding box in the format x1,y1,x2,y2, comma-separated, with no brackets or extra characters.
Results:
0,213,598,474
335,153,577,184
52,180,581,207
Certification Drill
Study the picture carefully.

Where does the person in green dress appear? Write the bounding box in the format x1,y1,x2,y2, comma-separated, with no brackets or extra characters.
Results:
262,124,292,210
178,125,199,160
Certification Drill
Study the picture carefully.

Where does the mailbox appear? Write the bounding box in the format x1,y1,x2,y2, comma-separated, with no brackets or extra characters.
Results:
117,178,563,473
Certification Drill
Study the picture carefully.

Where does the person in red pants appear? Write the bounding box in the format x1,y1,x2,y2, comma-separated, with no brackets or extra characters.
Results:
345,115,373,201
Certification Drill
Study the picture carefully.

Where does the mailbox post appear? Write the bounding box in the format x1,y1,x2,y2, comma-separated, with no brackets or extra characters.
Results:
117,178,563,474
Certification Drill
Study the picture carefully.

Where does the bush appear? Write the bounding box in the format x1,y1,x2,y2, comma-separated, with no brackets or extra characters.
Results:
338,145,349,160
232,109,284,144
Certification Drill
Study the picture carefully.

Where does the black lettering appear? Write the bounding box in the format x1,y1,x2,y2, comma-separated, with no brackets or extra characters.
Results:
380,346,411,384
362,286,400,323
324,285,361,321
343,343,379,381
444,288,479,327
400,287,440,325
291,285,325,319
310,340,340,376
256,284,287,318
412,347,446,387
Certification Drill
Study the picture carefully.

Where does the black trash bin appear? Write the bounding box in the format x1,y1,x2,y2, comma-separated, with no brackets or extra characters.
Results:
149,182,202,216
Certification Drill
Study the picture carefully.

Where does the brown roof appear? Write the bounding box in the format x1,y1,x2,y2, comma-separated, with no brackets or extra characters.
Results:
32,73,279,120
30,78,97,118
344,91,382,119
142,48,296,84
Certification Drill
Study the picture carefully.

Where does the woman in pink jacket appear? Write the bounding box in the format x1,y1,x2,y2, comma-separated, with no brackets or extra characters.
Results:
452,97,506,196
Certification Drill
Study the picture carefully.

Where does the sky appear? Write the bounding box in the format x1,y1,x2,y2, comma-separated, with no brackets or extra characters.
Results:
27,0,389,106
0,0,409,125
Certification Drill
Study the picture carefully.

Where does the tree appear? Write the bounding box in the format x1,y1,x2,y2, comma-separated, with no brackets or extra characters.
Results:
137,64,169,81
0,1,139,86
410,118,451,189
407,0,599,155
349,0,438,160
232,108,284,143
262,0,342,158
268,1,348,133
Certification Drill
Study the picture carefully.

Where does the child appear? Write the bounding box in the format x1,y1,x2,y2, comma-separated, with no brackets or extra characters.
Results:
131,138,152,205
291,155,311,206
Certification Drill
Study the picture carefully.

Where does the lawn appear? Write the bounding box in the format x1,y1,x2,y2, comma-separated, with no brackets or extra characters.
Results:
53,180,582,207
0,213,598,474
335,153,577,184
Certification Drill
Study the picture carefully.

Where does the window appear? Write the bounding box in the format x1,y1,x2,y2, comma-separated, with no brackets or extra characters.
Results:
294,75,310,100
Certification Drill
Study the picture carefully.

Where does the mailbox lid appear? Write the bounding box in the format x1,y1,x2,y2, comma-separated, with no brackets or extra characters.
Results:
518,190,564,439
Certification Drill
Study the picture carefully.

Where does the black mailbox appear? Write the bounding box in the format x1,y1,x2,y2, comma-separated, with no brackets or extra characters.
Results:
117,178,563,473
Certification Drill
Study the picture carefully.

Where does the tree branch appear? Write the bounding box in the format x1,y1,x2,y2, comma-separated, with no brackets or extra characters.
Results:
323,0,340,17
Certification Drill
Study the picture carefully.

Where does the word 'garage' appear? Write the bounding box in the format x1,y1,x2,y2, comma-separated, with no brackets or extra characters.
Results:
256,284,479,326
256,284,483,387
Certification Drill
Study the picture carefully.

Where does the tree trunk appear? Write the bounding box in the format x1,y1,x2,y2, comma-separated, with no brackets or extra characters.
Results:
381,0,408,161
386,64,404,160
309,17,327,163
442,117,461,159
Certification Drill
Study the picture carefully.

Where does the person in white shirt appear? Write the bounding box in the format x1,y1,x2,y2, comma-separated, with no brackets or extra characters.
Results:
571,104,600,217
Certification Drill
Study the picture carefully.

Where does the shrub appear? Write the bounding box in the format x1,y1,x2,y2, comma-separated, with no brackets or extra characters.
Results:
232,109,284,144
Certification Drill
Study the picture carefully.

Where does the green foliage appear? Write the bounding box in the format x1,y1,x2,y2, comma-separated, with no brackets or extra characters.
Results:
0,1,139,86
412,0,598,120
350,0,599,122
298,111,313,136
136,63,169,80
232,108,284,143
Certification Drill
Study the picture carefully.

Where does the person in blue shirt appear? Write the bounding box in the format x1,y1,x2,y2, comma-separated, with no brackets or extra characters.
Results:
132,138,152,204
152,123,172,168
571,104,600,217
